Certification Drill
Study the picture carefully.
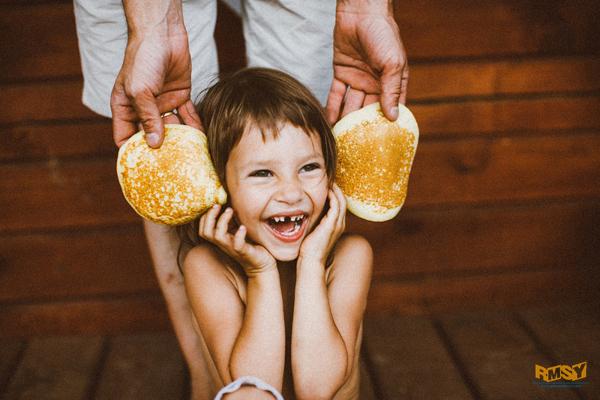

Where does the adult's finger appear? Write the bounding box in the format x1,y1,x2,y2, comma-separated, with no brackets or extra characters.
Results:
399,64,409,105
363,94,379,108
341,87,365,118
132,89,164,148
111,88,138,148
379,61,404,121
177,99,203,131
162,112,181,125
325,79,347,125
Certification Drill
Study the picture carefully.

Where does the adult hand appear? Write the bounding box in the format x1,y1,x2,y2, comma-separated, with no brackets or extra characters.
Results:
326,0,408,124
199,205,278,278
110,1,201,149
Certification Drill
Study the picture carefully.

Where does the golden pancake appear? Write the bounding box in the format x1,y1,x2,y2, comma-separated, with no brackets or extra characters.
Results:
116,124,227,225
333,103,419,222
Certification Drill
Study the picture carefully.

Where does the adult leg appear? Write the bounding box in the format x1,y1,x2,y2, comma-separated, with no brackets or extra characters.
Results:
242,0,336,105
74,1,220,398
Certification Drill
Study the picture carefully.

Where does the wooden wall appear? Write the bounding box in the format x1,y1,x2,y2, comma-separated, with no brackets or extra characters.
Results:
1,0,599,336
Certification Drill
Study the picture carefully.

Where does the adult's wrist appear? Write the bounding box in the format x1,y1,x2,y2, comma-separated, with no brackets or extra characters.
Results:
336,0,393,15
124,0,187,38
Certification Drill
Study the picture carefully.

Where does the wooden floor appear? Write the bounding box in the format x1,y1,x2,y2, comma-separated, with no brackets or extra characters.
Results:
1,303,598,400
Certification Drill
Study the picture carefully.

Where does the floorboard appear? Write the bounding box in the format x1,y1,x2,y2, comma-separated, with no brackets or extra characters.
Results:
3,336,103,400
363,313,473,399
93,333,187,400
437,310,580,399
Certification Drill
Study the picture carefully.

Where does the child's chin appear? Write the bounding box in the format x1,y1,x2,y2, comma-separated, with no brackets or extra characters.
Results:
269,246,300,262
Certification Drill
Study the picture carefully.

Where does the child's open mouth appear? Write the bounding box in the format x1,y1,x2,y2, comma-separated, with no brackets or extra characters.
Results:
266,213,308,243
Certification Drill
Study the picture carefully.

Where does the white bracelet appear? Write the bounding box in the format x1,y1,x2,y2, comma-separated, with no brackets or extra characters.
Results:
214,376,284,400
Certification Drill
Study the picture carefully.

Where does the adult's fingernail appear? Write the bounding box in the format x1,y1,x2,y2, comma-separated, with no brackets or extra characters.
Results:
146,133,159,147
390,106,399,120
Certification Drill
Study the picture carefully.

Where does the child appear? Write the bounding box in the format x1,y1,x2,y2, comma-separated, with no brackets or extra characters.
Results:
181,68,373,399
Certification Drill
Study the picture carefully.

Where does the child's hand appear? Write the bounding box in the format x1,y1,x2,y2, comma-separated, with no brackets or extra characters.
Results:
298,184,347,266
199,205,277,278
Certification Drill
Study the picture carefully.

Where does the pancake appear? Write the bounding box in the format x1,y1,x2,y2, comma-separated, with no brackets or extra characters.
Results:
116,124,227,225
333,103,419,222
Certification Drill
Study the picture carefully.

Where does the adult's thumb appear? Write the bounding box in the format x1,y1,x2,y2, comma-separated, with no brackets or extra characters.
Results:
134,90,164,148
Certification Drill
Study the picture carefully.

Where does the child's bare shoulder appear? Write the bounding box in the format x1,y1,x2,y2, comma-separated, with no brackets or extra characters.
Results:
335,233,372,260
184,243,230,278
329,233,373,277
184,243,245,289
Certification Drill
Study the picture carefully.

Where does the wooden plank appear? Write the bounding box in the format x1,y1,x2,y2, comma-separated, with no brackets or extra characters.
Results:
410,57,600,100
412,96,600,136
3,132,599,232
396,0,600,59
0,120,114,162
1,200,597,303
0,3,81,81
0,294,170,337
367,268,595,315
0,225,157,303
438,311,579,399
3,336,103,400
0,157,137,232
350,199,600,277
359,359,377,400
407,133,600,206
2,78,599,132
0,81,98,124
94,333,186,400
518,304,600,398
0,340,26,393
363,313,473,399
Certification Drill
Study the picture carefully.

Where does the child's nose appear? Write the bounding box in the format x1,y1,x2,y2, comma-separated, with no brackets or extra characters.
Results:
275,178,304,205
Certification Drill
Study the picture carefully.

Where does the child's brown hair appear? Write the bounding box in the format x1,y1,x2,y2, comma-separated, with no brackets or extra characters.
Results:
178,67,336,256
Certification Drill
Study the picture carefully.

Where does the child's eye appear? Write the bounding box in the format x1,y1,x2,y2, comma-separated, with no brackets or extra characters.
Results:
249,169,272,177
301,163,321,173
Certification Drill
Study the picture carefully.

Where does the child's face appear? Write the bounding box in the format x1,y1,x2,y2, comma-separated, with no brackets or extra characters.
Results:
225,123,329,261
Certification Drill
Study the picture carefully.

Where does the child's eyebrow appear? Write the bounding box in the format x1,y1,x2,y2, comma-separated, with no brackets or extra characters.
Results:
240,152,323,170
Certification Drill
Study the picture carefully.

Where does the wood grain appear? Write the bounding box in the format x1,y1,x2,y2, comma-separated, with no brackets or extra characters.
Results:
3,134,599,232
94,333,186,400
437,311,579,399
0,225,156,302
368,268,596,315
517,304,600,398
0,294,170,337
1,200,597,302
351,199,600,277
363,314,473,399
3,336,104,400
0,120,114,162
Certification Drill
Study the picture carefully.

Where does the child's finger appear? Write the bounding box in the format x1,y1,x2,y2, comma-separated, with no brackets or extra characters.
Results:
233,225,247,253
333,184,347,230
200,204,220,238
215,207,234,243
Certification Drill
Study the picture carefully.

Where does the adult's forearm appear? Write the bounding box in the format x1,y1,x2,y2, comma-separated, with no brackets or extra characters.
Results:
336,0,393,14
229,270,285,390
292,260,348,399
122,0,186,37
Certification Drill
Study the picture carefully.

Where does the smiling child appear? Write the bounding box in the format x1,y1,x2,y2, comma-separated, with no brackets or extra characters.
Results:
181,68,373,399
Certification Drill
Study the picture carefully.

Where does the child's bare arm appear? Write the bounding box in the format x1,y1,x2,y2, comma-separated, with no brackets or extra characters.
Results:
185,205,286,391
291,185,373,399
